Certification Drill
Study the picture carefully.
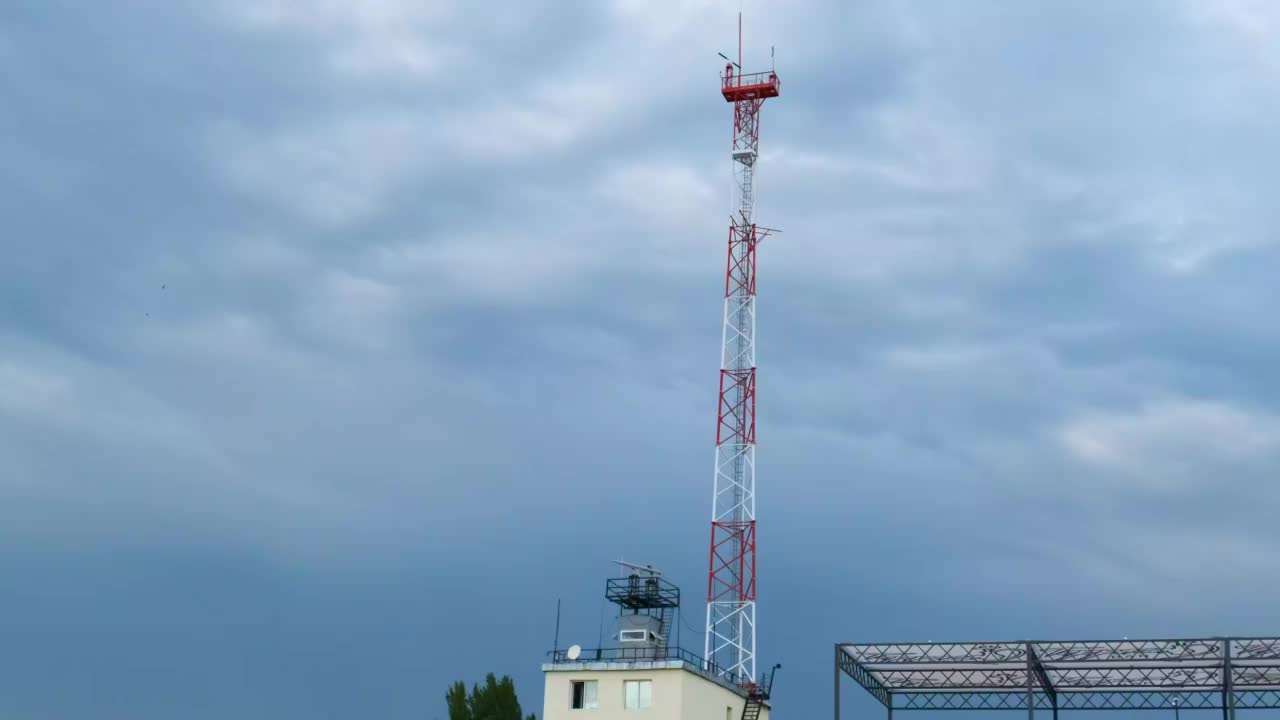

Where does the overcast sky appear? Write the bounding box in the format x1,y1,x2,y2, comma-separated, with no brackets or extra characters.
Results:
3,1,1280,718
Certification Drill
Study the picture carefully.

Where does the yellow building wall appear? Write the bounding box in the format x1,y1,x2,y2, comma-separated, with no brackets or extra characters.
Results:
543,668,684,720
679,669,769,720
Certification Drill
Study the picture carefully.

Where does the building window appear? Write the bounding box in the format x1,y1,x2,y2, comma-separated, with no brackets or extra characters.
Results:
619,629,647,643
571,680,598,709
624,680,652,710
726,706,733,720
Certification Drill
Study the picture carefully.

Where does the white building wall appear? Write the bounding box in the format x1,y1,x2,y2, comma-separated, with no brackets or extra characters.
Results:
542,664,769,720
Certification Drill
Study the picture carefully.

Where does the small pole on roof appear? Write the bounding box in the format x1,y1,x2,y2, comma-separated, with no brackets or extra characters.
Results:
553,598,562,658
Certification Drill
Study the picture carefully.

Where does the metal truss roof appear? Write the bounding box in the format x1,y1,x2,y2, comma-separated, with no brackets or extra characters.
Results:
837,637,1280,712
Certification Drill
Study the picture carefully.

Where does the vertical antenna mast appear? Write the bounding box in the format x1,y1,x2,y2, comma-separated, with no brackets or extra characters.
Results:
706,13,780,685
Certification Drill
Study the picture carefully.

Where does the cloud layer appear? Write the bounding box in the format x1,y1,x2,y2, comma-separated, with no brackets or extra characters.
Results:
3,1,1280,718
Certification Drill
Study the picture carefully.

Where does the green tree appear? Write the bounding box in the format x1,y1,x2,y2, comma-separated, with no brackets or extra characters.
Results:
447,673,535,720
446,681,472,720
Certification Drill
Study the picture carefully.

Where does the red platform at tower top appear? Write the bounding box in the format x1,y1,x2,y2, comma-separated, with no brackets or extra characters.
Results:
721,68,781,102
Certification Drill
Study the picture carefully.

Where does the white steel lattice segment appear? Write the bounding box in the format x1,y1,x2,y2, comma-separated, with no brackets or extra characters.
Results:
705,55,779,685
713,443,755,521
706,601,758,680
721,295,756,369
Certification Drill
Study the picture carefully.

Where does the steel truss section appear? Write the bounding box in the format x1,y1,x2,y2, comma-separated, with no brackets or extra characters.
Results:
836,638,1280,720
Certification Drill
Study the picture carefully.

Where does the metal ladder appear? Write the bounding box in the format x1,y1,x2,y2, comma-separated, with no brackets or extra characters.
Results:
655,606,674,651
739,666,777,720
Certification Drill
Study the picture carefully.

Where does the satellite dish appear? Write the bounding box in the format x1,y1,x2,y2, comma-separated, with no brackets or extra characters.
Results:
567,644,582,660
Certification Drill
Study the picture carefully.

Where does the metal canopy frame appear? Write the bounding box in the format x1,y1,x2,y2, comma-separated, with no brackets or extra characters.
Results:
836,638,1280,720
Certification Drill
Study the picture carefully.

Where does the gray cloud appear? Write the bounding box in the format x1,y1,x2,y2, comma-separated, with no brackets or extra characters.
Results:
3,0,1280,718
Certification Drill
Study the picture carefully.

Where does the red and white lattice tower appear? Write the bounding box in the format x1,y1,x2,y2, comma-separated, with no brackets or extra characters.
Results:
705,14,780,684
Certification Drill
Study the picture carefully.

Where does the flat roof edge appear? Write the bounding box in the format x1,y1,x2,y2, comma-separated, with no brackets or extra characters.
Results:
541,660,764,702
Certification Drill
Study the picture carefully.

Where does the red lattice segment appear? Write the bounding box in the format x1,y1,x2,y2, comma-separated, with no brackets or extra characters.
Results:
716,369,756,445
707,520,757,602
724,224,758,298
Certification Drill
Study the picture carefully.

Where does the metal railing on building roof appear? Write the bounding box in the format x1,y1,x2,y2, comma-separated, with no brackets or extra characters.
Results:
547,646,753,689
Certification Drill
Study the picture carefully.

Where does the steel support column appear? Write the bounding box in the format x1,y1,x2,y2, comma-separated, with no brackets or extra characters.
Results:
1223,639,1236,720
835,645,841,720
1030,645,1058,720
1026,643,1036,720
